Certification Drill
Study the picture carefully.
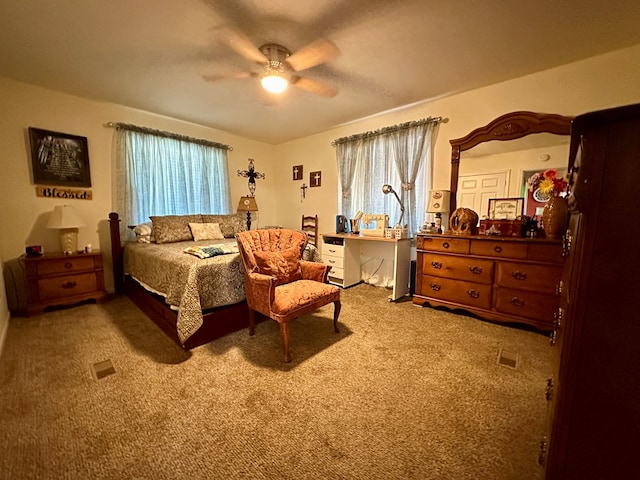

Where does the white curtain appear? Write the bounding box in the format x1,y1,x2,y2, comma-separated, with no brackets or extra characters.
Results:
114,126,231,236
334,118,440,287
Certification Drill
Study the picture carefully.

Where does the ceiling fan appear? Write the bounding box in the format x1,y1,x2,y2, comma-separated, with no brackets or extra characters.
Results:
203,26,340,98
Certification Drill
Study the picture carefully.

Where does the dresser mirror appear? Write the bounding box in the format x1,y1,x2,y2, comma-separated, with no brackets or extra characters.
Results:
448,111,573,217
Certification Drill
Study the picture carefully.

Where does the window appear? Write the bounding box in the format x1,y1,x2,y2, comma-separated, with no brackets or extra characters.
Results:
335,118,441,236
114,124,232,230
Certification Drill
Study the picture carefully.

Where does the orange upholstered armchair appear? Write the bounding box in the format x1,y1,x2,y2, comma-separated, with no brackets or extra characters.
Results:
235,229,341,362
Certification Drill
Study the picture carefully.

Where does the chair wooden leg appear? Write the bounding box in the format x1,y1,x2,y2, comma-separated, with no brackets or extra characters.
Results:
333,300,341,333
249,309,256,336
279,321,291,363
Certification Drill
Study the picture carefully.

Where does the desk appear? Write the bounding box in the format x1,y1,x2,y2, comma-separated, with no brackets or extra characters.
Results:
320,233,412,301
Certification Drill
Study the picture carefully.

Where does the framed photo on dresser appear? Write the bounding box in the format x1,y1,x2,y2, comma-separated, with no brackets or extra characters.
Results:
487,197,524,220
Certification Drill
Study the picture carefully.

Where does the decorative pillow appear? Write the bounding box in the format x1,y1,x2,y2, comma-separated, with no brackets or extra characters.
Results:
201,214,246,238
254,246,303,286
133,222,154,243
150,215,203,244
189,222,224,241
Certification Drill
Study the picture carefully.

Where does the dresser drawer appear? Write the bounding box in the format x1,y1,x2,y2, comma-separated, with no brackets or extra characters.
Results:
528,242,564,263
38,273,98,301
327,266,344,280
494,287,558,325
470,240,528,259
421,275,492,309
322,243,344,257
496,262,563,294
324,255,344,270
34,256,96,276
421,253,493,284
420,237,470,254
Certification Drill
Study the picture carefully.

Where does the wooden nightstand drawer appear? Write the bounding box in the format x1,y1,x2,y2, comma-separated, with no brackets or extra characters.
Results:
34,255,97,275
23,251,107,315
38,273,98,300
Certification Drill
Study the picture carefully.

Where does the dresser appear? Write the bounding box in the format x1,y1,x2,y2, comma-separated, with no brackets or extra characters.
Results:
414,234,564,331
543,104,640,479
23,251,107,315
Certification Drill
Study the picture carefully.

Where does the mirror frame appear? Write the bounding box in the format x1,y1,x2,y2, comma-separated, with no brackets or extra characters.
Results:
448,111,573,212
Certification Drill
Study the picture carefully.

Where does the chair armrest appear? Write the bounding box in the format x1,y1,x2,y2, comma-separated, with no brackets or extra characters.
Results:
300,260,330,283
246,271,276,314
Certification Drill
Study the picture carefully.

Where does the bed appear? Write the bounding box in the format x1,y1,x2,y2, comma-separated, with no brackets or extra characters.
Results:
108,212,322,349
109,212,252,349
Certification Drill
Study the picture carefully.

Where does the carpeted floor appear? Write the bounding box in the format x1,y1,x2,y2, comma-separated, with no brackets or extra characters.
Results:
0,284,551,479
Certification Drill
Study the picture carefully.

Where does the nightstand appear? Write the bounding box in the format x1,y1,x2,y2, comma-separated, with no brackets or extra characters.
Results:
23,250,108,315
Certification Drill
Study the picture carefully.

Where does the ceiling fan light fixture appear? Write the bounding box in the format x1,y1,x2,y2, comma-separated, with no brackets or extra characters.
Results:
261,73,288,94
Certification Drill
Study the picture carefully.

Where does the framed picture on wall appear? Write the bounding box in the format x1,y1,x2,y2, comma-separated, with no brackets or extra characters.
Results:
29,127,92,187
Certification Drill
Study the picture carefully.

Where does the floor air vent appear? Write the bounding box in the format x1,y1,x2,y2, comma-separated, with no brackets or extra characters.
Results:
92,359,116,379
496,348,519,370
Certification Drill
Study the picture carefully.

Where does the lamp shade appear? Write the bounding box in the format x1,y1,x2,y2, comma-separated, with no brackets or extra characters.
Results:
47,205,85,229
237,196,259,212
426,190,451,213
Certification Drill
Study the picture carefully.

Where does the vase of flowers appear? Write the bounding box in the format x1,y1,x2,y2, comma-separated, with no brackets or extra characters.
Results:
527,169,569,239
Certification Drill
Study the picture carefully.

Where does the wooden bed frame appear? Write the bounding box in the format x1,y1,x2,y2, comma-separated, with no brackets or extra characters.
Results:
108,212,250,350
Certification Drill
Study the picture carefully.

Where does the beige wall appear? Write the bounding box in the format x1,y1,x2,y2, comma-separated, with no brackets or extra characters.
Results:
0,78,275,301
272,44,640,232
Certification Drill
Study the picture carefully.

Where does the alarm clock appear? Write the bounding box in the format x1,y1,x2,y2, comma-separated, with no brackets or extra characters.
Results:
25,245,43,256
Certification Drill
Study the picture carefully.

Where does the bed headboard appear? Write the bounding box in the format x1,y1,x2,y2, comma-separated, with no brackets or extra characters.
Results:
108,212,124,294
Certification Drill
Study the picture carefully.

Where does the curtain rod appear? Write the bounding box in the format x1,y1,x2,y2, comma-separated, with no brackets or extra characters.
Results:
331,116,445,146
105,122,233,151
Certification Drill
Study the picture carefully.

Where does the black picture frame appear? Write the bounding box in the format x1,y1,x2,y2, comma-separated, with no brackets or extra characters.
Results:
29,127,91,187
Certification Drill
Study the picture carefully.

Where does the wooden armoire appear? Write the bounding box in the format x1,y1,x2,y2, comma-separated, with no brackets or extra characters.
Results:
545,103,640,478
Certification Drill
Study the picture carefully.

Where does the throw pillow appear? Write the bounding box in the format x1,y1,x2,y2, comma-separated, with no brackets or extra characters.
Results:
150,214,202,243
189,222,224,241
254,246,302,286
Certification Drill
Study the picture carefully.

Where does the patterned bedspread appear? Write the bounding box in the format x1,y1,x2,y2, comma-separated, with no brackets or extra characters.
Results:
123,239,322,344
123,239,246,343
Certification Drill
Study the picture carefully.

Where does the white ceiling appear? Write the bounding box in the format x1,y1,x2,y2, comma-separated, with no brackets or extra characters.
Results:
2,0,640,144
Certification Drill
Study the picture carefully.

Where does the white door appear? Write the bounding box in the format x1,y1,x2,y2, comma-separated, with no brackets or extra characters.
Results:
458,171,509,219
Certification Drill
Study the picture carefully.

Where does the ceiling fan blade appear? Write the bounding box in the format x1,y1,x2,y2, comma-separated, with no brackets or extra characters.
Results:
202,71,254,83
286,38,340,72
219,25,266,64
291,76,338,98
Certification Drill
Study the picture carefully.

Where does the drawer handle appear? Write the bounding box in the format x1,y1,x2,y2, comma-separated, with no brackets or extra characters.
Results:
61,281,77,289
511,271,527,281
510,297,524,307
431,261,443,269
469,266,483,274
329,249,337,253
442,242,450,249
328,259,336,264
64,262,73,269
429,283,441,291
493,246,503,253
466,289,480,299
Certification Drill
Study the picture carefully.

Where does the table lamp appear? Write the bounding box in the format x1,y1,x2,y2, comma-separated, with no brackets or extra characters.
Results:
427,190,451,233
47,205,85,254
237,196,259,230
382,184,405,228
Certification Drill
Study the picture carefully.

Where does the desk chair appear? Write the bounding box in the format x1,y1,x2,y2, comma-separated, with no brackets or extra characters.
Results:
301,214,318,247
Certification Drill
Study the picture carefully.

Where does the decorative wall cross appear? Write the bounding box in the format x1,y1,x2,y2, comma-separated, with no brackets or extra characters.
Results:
237,158,265,196
310,170,322,187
